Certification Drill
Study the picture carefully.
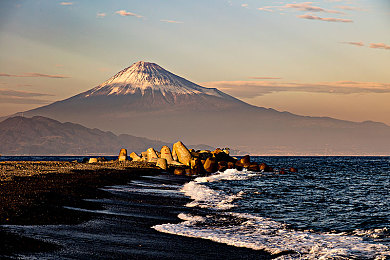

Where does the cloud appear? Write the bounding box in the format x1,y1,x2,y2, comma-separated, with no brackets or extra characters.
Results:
298,14,353,22
97,12,106,18
0,73,70,78
335,6,363,11
342,41,364,46
369,43,390,50
160,19,183,24
0,89,53,104
258,7,275,12
115,10,143,18
241,4,248,8
284,2,344,14
60,2,73,6
201,80,390,98
0,89,54,98
249,77,282,80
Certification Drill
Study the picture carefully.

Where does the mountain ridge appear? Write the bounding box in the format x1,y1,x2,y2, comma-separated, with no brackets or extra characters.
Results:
8,61,390,155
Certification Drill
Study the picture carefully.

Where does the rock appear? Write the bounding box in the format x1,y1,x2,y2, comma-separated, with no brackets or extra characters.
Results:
278,169,287,174
235,161,243,171
88,158,98,163
289,167,298,173
247,163,259,172
227,161,235,169
130,152,142,162
146,148,158,162
97,157,107,162
218,161,228,172
259,163,268,171
190,157,204,175
173,141,192,166
240,155,250,165
190,151,200,158
160,146,174,164
156,158,168,170
118,148,128,161
223,148,230,155
174,168,185,175
199,151,212,160
203,157,218,173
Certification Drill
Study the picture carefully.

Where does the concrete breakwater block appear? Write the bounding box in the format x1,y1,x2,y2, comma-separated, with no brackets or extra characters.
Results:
173,141,191,166
118,148,128,161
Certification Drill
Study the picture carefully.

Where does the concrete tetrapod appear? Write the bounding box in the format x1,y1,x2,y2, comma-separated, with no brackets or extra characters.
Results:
119,148,128,161
173,141,192,166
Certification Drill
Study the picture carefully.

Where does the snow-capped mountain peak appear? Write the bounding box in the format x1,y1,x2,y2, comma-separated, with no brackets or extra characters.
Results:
84,61,227,98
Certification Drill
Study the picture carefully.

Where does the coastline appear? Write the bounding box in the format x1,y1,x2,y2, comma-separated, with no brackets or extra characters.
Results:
0,161,273,259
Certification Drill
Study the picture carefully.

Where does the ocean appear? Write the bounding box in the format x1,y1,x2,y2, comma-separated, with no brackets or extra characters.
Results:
2,156,390,259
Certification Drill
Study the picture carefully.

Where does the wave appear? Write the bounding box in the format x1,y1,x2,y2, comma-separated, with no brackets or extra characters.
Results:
152,169,390,259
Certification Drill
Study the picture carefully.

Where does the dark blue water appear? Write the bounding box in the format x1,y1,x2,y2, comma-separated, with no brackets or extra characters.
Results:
209,156,390,232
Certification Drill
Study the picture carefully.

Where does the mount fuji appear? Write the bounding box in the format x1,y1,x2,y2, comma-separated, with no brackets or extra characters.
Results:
17,61,390,155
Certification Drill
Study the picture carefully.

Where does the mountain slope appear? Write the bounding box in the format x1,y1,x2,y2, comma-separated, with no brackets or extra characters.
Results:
0,116,172,155
18,61,390,155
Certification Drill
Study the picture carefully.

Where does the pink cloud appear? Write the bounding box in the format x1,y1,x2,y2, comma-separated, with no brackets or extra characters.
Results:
342,41,364,46
369,43,390,50
335,6,363,11
97,12,106,18
115,10,143,18
0,73,70,78
60,2,73,6
284,2,345,14
298,14,353,22
160,20,183,24
249,77,282,80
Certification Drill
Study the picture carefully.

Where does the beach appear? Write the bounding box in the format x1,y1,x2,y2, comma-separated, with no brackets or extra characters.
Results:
0,161,273,259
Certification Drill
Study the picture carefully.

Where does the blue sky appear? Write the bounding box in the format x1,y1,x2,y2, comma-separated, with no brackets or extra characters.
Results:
0,0,389,124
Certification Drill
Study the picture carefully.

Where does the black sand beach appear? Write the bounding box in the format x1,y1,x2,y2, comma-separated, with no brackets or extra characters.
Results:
0,161,274,259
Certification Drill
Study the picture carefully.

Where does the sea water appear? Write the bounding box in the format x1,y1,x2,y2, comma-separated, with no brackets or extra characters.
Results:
153,156,390,259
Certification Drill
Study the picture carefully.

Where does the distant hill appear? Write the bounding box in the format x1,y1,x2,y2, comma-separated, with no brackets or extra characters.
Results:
0,116,174,155
9,61,390,155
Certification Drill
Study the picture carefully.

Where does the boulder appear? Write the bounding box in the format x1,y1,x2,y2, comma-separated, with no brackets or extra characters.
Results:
141,151,148,161
289,167,298,173
160,146,174,164
118,148,128,161
227,161,235,169
156,158,168,170
203,157,218,173
190,157,204,175
218,161,228,172
247,163,259,172
146,148,158,162
259,163,268,171
173,141,192,166
88,158,98,163
240,155,250,165
174,168,186,175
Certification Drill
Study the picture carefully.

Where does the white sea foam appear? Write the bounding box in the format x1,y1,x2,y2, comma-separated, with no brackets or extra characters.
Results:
181,169,253,210
152,170,390,259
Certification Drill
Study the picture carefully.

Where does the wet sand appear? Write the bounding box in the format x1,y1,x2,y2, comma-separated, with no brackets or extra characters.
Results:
0,161,273,259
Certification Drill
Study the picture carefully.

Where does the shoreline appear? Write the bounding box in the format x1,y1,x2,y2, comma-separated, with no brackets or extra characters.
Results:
0,161,274,259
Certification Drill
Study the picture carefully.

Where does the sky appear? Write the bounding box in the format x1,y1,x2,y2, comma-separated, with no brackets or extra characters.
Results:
0,0,389,124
